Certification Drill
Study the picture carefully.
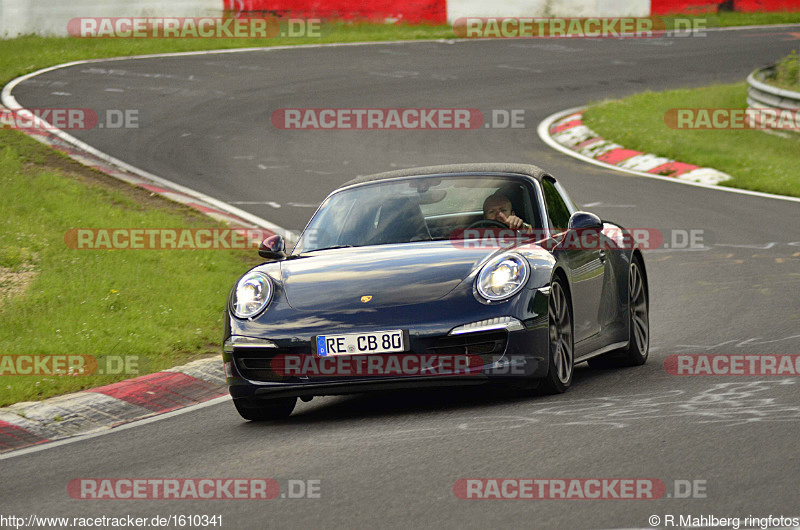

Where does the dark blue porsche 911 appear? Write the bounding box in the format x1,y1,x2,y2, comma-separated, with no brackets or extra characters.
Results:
222,163,649,420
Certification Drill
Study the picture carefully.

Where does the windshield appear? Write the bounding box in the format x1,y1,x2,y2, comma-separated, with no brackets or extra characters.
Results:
292,174,541,254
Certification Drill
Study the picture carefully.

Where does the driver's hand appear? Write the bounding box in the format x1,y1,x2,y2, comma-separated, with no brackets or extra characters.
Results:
498,212,530,231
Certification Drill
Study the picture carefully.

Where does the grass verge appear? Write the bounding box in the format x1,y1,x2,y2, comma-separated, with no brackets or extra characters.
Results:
2,12,800,84
0,23,451,407
762,51,799,90
0,133,264,406
0,23,454,84
582,83,800,197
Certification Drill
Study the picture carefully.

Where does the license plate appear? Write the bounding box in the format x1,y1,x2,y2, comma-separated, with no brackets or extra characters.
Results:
316,330,405,357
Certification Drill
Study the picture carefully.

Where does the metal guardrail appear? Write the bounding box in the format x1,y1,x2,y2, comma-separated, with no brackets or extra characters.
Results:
747,66,800,111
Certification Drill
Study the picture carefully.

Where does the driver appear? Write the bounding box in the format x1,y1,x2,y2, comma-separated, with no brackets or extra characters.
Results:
482,192,532,231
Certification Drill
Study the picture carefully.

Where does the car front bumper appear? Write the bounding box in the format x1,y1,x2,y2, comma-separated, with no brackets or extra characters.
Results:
224,325,549,402
223,283,551,402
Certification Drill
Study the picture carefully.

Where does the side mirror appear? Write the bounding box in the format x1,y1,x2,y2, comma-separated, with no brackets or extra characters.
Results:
258,234,286,261
568,211,603,231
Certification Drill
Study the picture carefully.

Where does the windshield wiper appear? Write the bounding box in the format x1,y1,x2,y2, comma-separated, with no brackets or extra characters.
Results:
302,245,355,253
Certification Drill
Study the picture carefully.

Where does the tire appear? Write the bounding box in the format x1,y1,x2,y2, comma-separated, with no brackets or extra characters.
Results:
233,397,297,421
540,277,574,394
587,256,649,368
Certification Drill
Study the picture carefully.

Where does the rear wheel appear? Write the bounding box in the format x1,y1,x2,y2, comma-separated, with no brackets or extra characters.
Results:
233,397,297,421
588,257,649,368
540,278,574,394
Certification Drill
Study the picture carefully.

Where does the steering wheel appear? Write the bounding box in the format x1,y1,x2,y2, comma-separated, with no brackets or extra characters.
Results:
467,219,509,230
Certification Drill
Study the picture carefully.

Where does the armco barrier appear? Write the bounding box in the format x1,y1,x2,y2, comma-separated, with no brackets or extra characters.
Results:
225,0,798,24
651,0,799,14
747,66,800,115
447,0,648,20
3,0,798,36
0,0,221,37
224,0,446,23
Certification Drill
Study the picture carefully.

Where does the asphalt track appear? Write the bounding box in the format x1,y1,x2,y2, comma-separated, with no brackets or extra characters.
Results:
3,27,800,529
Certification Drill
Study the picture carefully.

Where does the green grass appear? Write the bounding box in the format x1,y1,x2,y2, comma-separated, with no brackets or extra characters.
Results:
0,23,454,407
763,50,799,90
0,23,455,84
0,136,266,406
582,83,800,197
2,13,799,84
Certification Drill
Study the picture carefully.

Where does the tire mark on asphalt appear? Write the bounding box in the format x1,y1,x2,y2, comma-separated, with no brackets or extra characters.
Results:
308,380,800,445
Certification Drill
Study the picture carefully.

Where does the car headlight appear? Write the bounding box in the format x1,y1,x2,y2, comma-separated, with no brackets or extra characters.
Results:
232,271,273,319
476,253,529,301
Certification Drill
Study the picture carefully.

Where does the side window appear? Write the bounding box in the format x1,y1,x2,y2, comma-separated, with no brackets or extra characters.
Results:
541,178,571,231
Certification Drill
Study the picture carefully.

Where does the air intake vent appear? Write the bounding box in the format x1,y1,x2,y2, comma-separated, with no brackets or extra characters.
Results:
427,330,507,357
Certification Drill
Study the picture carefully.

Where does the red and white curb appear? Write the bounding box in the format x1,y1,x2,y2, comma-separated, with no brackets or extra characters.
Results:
539,107,732,186
0,358,226,454
0,108,236,454
0,106,281,232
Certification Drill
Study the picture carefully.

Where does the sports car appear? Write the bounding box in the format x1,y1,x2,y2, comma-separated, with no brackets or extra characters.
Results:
222,163,649,420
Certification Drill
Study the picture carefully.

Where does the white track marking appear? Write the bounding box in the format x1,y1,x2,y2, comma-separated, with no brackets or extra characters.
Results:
2,26,798,456
0,396,231,461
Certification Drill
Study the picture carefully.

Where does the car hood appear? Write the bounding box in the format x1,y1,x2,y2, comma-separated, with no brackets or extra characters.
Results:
280,243,493,311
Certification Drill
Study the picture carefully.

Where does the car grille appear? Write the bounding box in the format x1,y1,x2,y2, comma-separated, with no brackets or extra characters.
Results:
233,347,308,382
233,331,508,382
424,330,508,366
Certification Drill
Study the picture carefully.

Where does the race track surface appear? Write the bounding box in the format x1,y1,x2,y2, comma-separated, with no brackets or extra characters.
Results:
3,27,800,529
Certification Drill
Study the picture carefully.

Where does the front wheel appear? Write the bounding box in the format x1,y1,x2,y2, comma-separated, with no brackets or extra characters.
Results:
588,257,649,368
233,397,297,421
620,257,649,365
540,278,574,394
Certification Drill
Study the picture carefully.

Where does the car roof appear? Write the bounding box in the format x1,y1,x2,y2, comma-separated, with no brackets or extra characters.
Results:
339,163,551,189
